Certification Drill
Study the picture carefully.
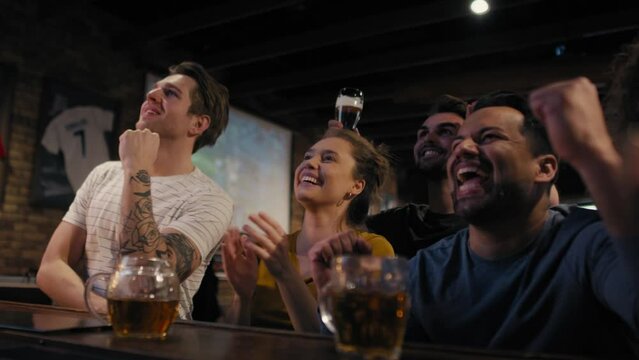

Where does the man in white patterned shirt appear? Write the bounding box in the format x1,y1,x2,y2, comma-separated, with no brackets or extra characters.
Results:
37,62,234,319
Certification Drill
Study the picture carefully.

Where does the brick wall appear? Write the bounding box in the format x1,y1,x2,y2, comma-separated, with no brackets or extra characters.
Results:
0,1,142,275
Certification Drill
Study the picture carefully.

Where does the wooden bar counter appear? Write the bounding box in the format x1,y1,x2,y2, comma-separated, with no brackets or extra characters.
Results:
0,301,586,360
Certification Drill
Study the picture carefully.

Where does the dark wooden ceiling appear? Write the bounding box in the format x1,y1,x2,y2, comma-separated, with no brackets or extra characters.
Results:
90,0,639,172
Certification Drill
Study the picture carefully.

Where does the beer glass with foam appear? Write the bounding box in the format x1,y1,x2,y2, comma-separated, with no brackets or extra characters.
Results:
335,87,364,130
319,255,410,360
84,255,180,339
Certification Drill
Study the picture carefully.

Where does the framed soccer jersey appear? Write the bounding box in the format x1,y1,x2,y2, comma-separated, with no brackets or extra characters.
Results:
30,79,119,209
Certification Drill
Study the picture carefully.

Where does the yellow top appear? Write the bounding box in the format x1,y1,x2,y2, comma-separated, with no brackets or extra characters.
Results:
250,230,394,330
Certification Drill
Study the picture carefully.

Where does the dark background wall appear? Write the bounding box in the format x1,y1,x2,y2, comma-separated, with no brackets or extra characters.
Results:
0,1,149,275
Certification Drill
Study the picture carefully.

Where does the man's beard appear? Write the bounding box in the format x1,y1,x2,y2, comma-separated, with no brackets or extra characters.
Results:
453,181,528,226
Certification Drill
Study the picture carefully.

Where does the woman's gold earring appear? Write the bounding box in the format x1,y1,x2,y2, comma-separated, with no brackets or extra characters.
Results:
337,192,353,207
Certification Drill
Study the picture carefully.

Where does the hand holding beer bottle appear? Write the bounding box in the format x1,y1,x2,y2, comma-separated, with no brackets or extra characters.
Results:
335,88,363,131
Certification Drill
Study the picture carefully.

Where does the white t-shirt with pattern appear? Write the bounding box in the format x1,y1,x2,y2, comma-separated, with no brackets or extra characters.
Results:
63,161,233,319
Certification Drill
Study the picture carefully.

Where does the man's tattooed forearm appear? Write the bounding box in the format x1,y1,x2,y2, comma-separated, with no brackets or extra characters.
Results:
121,170,161,255
121,169,199,280
122,196,161,253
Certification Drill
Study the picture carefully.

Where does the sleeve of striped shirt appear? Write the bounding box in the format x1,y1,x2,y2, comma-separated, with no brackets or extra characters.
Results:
63,161,113,230
165,182,234,265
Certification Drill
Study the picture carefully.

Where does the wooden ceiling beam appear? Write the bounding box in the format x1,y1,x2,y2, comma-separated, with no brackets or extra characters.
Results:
139,0,307,43
236,53,613,120
204,0,543,70
228,10,639,97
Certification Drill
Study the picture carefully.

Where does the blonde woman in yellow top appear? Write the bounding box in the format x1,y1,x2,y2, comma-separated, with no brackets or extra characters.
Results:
222,129,394,332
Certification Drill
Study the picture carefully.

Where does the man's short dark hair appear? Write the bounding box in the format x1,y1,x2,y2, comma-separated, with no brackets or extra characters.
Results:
472,90,555,158
426,94,467,119
169,61,229,152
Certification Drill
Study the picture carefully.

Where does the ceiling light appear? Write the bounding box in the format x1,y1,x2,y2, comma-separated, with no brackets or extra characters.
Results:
470,0,490,15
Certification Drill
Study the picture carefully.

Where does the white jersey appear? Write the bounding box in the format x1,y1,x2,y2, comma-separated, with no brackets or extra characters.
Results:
41,106,114,191
63,161,234,319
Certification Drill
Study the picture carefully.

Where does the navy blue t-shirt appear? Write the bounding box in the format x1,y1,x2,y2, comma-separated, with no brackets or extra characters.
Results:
406,206,639,358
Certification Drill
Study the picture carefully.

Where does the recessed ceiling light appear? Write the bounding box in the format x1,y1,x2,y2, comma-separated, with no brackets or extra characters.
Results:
470,0,490,15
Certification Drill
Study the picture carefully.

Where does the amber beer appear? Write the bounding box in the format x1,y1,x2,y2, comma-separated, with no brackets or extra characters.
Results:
335,88,364,130
329,289,409,359
108,298,179,339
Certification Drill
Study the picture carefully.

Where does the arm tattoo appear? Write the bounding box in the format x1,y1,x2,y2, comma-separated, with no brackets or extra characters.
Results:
133,170,150,184
120,169,200,281
121,170,162,254
163,233,201,282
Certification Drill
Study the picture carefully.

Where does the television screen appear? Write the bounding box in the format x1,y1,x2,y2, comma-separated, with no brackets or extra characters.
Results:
193,107,292,232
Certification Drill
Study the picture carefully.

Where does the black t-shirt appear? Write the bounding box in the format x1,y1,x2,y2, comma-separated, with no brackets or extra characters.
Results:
365,203,467,259
191,262,221,322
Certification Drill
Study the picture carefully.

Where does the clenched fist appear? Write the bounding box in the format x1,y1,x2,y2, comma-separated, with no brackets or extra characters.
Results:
119,129,160,172
528,77,615,169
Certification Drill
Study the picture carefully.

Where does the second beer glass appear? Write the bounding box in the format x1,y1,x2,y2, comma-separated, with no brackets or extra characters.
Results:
319,255,410,360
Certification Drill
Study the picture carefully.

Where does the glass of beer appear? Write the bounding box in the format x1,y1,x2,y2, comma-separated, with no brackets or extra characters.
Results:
84,255,180,339
335,87,364,130
319,255,410,360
